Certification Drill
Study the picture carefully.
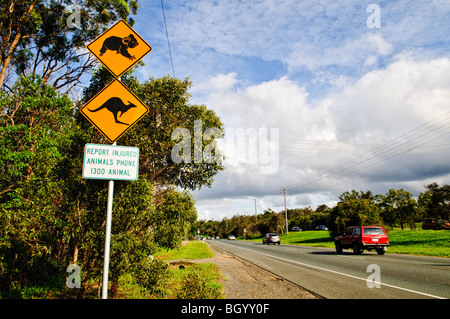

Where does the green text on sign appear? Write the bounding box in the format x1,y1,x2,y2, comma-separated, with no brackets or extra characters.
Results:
83,143,139,180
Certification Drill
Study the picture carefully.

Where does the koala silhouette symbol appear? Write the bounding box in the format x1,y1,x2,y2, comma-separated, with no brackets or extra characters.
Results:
99,34,139,60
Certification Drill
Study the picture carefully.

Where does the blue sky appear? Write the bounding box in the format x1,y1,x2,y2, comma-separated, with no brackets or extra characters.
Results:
127,1,450,220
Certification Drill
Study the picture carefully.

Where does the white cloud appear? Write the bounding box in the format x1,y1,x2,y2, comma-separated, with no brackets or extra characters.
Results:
133,0,450,219
332,54,450,143
142,0,450,85
196,72,239,92
194,55,450,218
368,33,393,56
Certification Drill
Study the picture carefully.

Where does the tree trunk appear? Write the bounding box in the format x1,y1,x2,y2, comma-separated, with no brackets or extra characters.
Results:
73,245,78,263
0,1,37,90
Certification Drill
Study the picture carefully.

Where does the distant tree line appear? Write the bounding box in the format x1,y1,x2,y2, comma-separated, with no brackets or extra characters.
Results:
194,183,450,238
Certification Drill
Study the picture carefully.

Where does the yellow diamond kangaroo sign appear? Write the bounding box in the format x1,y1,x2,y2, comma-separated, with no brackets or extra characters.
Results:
87,19,152,78
80,79,148,143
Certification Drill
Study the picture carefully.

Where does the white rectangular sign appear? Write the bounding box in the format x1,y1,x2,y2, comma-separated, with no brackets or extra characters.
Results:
83,143,139,180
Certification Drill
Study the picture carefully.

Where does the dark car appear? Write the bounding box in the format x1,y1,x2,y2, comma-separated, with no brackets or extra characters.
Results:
334,226,389,255
262,233,280,245
315,225,328,230
422,218,450,230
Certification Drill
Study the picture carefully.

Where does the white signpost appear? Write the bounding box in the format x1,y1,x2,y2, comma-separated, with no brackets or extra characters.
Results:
83,143,139,181
82,143,139,299
82,20,151,299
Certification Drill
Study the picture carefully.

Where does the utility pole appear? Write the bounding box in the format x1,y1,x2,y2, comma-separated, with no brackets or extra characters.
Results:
253,198,257,223
282,189,288,235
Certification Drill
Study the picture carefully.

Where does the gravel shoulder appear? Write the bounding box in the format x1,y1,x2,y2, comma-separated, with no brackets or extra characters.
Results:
195,242,320,299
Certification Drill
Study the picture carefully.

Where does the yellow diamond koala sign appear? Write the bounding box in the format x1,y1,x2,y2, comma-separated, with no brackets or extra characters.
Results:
87,19,152,78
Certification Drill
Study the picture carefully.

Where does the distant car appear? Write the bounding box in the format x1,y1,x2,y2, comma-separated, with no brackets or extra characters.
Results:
263,233,281,245
292,227,302,232
215,236,220,240
422,218,450,230
334,226,389,255
228,235,236,240
315,225,328,230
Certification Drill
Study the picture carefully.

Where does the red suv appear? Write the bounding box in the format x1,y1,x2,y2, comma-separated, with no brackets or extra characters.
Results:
334,226,389,255
422,218,450,230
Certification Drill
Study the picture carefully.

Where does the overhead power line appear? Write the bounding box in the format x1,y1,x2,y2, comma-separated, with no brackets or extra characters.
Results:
283,110,450,192
160,0,175,77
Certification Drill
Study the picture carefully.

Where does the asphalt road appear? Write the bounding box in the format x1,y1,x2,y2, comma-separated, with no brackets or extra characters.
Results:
210,239,449,299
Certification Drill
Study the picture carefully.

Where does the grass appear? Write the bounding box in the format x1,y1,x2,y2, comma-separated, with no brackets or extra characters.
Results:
5,242,222,299
168,262,224,299
154,241,214,260
279,231,335,248
148,241,223,299
242,229,450,257
387,229,450,257
243,230,334,248
86,242,222,299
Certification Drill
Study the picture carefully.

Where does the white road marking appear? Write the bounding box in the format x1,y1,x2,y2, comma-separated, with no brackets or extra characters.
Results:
336,255,366,260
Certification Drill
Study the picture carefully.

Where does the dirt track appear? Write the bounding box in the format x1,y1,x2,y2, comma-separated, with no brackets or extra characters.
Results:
196,243,320,299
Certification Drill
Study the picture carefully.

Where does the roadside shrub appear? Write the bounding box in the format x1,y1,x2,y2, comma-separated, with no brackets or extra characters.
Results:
130,259,169,297
176,265,222,299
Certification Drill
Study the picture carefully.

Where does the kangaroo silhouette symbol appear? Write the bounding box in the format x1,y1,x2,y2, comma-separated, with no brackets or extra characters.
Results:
88,97,137,125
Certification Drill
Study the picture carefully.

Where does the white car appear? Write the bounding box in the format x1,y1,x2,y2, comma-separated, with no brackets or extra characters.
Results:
228,235,236,240
262,233,280,245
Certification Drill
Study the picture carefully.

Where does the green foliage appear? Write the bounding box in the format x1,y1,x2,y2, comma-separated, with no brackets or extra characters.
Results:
328,190,382,237
289,206,329,231
1,0,140,90
1,1,224,298
128,259,169,296
418,183,450,220
176,264,223,299
380,188,418,230
117,243,222,299
155,242,214,260
151,190,198,250
275,231,334,248
0,73,222,298
387,229,450,257
0,75,74,296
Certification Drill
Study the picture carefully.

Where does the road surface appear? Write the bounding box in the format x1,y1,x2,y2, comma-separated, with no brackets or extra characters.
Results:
210,239,449,299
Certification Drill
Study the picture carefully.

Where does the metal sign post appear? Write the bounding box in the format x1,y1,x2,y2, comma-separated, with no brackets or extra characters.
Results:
102,141,115,299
